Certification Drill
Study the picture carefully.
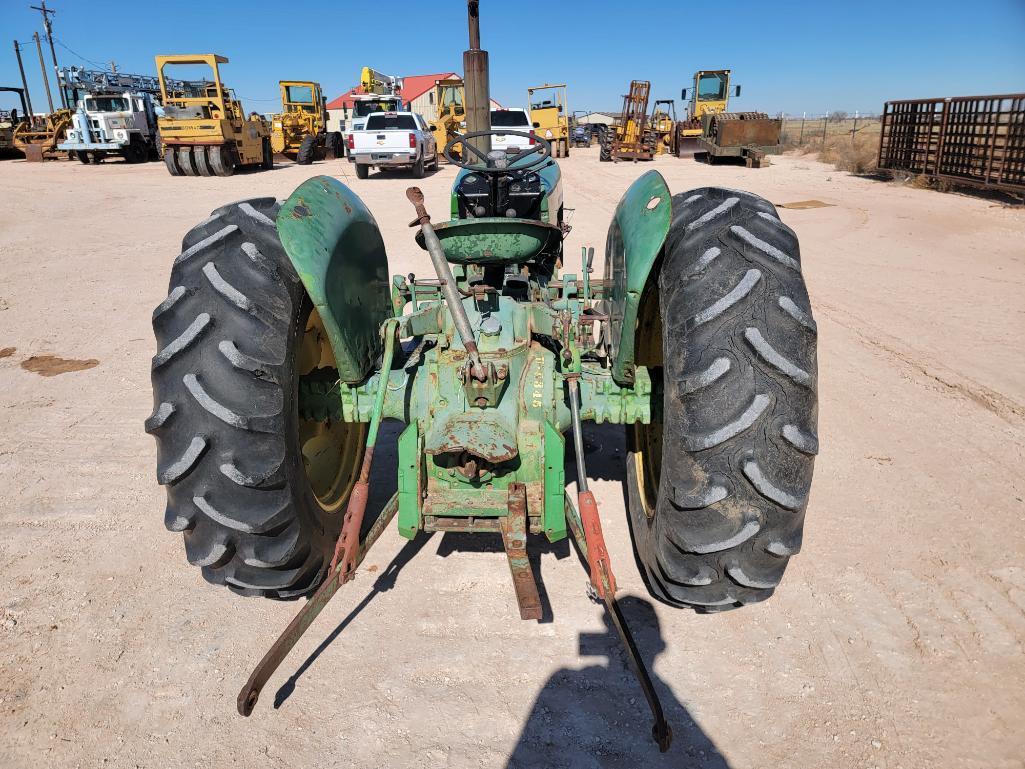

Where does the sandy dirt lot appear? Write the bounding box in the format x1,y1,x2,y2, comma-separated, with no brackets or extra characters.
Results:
1,147,1023,769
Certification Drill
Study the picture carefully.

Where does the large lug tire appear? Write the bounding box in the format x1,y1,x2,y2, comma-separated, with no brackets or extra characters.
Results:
355,163,369,179
261,138,274,170
626,187,818,612
296,134,317,165
147,198,366,598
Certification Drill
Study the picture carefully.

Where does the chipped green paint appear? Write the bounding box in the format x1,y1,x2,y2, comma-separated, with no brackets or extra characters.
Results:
277,176,392,384
604,170,671,385
416,218,562,265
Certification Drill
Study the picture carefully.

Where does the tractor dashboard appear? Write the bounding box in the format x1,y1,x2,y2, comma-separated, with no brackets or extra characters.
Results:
455,167,544,220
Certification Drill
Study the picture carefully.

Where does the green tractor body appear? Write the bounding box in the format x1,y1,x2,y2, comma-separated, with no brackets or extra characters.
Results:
281,165,666,546
147,2,817,748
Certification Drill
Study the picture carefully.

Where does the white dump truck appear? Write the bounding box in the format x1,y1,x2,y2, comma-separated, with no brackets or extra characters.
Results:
58,90,160,164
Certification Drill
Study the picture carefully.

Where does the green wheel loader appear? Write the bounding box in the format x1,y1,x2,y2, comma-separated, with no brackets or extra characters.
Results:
147,1,817,751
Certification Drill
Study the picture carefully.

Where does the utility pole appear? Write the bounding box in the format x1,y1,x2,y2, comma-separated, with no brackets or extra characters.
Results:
31,1,66,108
33,31,54,113
13,40,36,121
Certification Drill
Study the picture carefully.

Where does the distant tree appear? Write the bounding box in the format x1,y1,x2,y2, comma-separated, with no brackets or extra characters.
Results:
829,110,849,123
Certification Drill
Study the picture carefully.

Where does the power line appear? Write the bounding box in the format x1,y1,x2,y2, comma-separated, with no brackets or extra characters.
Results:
53,37,109,70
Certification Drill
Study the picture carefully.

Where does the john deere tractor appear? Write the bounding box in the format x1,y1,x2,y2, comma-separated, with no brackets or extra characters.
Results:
148,1,817,751
156,54,272,177
270,80,342,164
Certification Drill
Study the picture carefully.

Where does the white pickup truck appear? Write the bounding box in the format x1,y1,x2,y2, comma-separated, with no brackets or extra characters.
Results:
347,111,438,179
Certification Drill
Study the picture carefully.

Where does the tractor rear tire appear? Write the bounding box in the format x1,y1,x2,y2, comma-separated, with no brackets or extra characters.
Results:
296,134,318,165
147,197,365,598
625,187,818,612
355,163,369,179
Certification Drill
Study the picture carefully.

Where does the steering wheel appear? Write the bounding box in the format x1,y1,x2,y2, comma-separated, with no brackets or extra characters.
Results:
444,129,552,171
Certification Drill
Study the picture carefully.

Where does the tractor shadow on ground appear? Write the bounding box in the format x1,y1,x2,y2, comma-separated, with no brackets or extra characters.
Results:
575,422,628,484
505,595,732,769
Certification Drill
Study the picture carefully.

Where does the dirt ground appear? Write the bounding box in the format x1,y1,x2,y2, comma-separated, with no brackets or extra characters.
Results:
1,147,1023,769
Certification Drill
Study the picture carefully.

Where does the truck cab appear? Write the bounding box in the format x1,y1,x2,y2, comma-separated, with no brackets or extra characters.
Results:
58,90,159,163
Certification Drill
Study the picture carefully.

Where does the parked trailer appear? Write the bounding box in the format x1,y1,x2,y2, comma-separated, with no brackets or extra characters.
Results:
877,93,1025,194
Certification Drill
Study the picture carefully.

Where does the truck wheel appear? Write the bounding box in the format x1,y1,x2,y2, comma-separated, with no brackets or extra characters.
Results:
124,136,148,164
625,187,818,612
147,197,366,598
412,156,425,179
355,163,369,179
75,151,90,164
296,134,318,165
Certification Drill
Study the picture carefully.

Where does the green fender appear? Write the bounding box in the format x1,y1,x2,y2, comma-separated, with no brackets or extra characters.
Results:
277,176,392,384
604,170,672,385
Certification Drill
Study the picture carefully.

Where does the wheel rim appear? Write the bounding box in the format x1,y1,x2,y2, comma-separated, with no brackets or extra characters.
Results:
630,280,663,518
298,307,365,511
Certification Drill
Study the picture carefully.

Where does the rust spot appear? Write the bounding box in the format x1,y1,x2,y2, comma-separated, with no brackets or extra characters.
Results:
0,347,15,359
344,203,352,214
20,355,98,377
292,201,311,219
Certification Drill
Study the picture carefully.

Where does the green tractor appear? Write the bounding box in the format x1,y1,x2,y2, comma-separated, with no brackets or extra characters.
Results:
147,1,817,751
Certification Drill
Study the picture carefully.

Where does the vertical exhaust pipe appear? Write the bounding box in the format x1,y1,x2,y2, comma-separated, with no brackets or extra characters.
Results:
463,0,491,157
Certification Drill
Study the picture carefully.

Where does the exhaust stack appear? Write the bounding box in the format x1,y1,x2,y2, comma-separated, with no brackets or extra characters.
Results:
462,0,491,156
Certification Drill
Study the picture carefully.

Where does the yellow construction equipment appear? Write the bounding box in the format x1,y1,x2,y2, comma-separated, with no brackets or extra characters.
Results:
430,76,466,160
527,83,570,158
271,80,341,164
649,99,677,155
675,69,738,157
12,108,73,161
155,54,271,177
676,69,781,166
599,80,656,162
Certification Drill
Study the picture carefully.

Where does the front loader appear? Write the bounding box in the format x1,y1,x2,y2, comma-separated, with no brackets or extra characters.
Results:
148,1,817,752
270,80,342,164
156,54,272,177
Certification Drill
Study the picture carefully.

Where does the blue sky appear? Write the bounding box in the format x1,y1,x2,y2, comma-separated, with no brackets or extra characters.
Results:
2,0,1023,117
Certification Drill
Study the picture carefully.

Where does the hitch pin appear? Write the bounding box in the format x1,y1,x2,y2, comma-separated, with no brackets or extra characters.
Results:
406,187,487,382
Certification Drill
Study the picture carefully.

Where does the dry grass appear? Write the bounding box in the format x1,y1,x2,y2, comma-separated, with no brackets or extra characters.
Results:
783,121,880,175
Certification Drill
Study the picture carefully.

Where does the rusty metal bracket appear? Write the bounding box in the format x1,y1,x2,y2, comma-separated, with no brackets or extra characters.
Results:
237,492,399,716
500,482,542,621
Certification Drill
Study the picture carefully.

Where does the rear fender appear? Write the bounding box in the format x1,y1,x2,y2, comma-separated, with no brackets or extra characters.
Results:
604,170,671,385
277,175,392,384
